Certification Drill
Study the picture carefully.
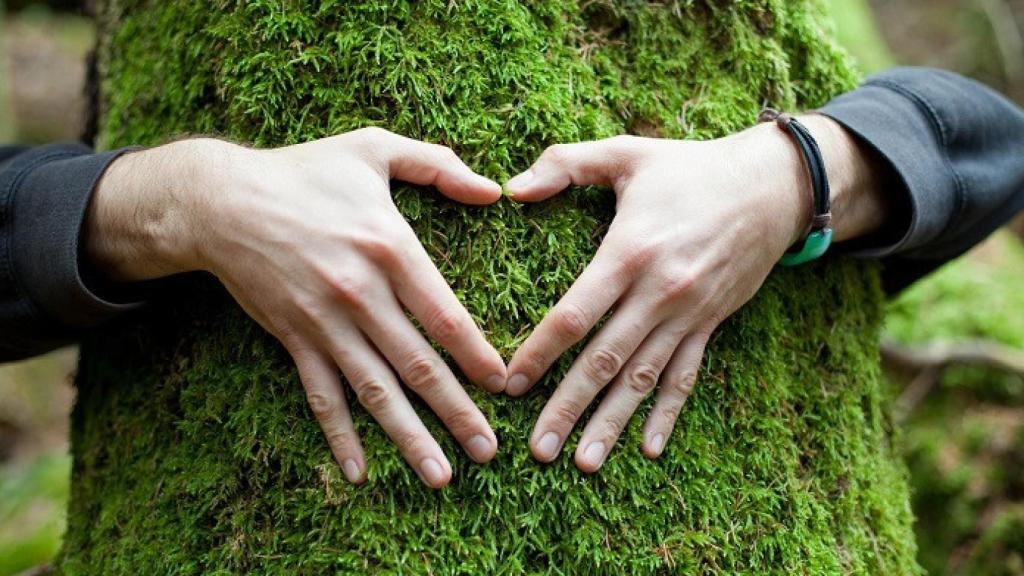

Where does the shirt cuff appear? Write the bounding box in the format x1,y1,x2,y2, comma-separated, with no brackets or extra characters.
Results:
819,81,959,258
10,143,144,329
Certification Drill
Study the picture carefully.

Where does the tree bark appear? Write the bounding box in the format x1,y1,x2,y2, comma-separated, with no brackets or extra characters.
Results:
61,1,920,573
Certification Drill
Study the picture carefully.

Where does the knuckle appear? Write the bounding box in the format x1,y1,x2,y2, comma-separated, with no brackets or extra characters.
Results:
436,144,460,163
668,370,698,397
553,403,581,427
607,134,634,146
602,413,628,436
617,237,658,273
524,347,550,373
279,326,307,353
425,306,466,344
352,378,392,412
626,364,659,395
660,404,682,423
550,302,590,343
542,143,572,167
324,272,371,311
323,427,353,449
353,232,402,267
395,429,428,456
660,269,698,301
403,353,442,392
356,126,390,143
698,318,720,339
583,348,624,383
306,391,339,420
356,233,395,262
443,405,478,437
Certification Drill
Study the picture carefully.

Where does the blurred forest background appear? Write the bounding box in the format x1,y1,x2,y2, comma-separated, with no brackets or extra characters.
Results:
0,0,1022,574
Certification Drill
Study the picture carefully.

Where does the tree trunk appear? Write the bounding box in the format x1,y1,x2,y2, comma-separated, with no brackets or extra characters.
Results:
62,1,920,573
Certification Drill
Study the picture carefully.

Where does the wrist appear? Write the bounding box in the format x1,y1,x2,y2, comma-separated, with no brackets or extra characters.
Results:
793,114,890,244
84,138,228,282
737,114,891,259
732,122,814,256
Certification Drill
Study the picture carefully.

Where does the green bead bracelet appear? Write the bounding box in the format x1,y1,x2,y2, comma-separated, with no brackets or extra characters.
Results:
759,108,834,266
778,227,834,267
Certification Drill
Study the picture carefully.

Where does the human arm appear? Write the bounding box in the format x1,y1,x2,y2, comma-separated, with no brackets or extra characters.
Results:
3,129,509,489
821,67,1024,292
0,143,140,361
503,67,1024,472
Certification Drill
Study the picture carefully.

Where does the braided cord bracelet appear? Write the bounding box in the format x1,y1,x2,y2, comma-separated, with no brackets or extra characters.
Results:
758,108,834,266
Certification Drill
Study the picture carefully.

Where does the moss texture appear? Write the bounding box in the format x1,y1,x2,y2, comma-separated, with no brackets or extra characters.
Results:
63,1,919,573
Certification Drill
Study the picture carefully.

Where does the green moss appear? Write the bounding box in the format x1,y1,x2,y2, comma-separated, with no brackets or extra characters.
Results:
63,1,919,573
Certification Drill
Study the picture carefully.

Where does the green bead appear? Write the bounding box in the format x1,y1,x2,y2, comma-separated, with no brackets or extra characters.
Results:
779,228,834,266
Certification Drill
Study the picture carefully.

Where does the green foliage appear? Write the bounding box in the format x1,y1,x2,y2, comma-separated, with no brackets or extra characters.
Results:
888,234,1024,401
65,1,919,573
820,0,894,74
0,453,70,576
887,232,1024,575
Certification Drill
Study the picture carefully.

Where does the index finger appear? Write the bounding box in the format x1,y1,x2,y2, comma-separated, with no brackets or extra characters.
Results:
505,245,631,396
379,130,502,205
389,237,508,393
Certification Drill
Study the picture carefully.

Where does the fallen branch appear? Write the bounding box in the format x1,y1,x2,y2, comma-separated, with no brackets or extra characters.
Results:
881,339,1024,377
881,339,1024,418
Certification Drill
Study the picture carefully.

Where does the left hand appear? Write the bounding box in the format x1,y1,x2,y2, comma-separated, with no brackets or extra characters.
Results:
502,116,889,472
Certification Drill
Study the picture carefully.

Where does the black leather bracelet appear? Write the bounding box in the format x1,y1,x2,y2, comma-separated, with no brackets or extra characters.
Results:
758,108,834,266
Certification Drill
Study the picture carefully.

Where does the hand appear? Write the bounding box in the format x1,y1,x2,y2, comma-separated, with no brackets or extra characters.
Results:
503,115,891,472
84,128,507,488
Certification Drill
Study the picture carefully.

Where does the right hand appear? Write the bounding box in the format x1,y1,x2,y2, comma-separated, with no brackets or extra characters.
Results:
85,128,508,488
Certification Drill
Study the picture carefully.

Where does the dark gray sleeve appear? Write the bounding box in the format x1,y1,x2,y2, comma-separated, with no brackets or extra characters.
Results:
1,143,141,362
819,67,1024,294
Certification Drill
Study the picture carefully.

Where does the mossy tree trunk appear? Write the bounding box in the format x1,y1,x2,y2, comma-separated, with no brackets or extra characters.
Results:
62,1,919,573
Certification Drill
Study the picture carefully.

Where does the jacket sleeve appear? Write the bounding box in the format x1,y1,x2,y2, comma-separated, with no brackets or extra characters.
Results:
0,143,141,362
819,67,1024,294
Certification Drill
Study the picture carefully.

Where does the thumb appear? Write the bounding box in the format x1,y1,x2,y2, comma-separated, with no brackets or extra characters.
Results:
384,133,502,205
504,137,636,202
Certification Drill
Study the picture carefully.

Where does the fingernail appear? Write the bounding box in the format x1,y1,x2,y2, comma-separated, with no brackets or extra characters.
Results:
536,431,561,461
485,374,506,393
466,434,493,461
505,169,534,191
342,458,361,483
649,433,665,456
506,373,529,395
419,458,446,487
583,441,607,469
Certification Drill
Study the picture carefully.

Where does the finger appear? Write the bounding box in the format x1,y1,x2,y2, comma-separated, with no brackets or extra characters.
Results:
641,330,712,459
574,320,685,473
380,130,501,205
324,320,454,489
504,137,635,202
505,247,631,397
291,345,367,484
355,296,498,464
389,237,506,393
528,298,661,463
